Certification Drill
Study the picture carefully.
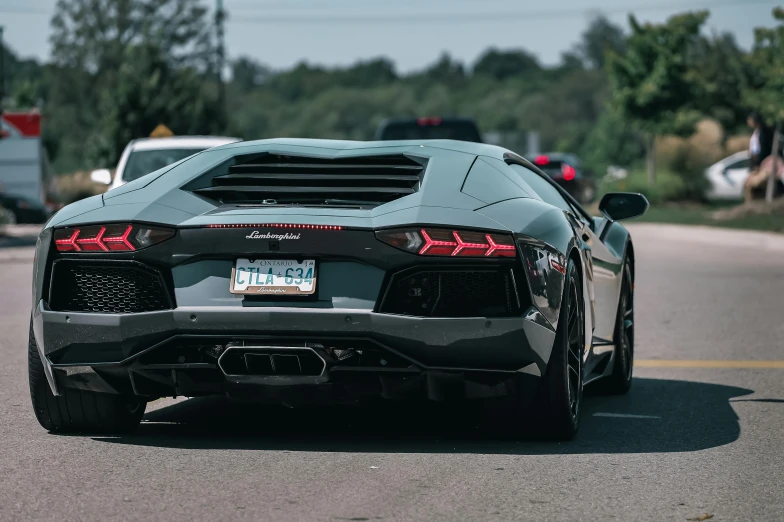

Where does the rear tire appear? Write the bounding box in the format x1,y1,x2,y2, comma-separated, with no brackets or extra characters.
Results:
28,322,146,433
499,259,584,440
601,262,634,394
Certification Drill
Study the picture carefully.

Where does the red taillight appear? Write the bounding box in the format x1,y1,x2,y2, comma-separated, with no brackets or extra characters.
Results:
534,155,550,166
485,234,516,257
54,229,81,252
452,230,492,256
76,226,109,251
419,229,458,256
417,117,442,126
54,224,173,253
205,224,342,230
103,225,135,251
562,164,576,181
377,228,516,258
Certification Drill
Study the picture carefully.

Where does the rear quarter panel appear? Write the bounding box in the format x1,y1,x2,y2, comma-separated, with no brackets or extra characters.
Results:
477,198,583,333
476,197,576,254
586,222,625,343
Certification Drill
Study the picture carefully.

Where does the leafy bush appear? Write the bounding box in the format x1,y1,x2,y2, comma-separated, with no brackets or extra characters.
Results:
55,171,108,205
0,206,14,230
580,109,645,174
600,169,687,205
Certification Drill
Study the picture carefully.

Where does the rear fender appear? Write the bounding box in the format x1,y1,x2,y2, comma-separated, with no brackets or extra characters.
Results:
478,198,581,332
591,220,632,357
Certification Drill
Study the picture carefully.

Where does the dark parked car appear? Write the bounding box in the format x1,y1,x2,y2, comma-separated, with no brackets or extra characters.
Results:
532,153,596,204
375,117,482,142
0,192,51,224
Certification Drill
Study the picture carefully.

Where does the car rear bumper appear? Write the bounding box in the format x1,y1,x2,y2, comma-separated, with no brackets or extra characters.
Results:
33,300,555,401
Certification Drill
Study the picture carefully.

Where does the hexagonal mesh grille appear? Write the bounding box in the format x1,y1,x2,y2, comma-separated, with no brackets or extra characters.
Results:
50,262,171,314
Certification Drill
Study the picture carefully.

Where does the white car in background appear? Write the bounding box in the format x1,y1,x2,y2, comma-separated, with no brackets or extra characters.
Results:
704,151,750,201
91,136,241,190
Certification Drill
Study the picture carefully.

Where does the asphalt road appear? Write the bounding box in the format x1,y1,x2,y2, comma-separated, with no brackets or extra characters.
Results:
1,223,783,521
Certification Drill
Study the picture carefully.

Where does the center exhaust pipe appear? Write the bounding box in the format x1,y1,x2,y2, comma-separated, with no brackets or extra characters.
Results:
218,345,327,384
243,352,304,375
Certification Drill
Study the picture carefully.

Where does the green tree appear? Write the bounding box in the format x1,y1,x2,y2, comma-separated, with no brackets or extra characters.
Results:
90,43,223,166
688,33,751,134
48,0,221,167
522,68,608,153
607,11,708,184
50,0,213,71
411,53,466,86
744,7,784,203
575,16,626,70
473,48,540,80
336,58,397,88
580,109,645,173
1,42,45,110
558,51,585,73
231,57,272,93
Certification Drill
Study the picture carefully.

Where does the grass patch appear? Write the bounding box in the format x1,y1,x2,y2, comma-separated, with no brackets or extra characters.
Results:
628,203,784,234
600,169,685,205
598,166,784,234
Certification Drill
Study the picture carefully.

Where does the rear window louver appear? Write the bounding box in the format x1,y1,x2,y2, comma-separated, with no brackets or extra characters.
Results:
190,153,426,207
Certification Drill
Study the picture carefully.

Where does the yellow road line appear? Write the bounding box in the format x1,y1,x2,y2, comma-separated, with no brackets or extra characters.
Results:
635,360,784,369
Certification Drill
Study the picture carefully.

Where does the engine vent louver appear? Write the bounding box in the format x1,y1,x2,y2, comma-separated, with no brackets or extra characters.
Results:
191,153,426,207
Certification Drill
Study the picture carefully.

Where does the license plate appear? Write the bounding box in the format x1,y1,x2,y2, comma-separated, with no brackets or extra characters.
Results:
231,259,316,295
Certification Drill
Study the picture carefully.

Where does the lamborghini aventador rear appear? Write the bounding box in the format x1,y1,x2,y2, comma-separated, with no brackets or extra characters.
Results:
30,138,640,439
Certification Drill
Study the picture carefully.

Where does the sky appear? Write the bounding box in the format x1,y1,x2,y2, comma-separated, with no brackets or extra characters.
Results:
0,0,780,72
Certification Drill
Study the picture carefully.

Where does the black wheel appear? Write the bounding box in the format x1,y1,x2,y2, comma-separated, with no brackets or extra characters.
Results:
498,259,584,440
28,322,146,433
602,262,634,394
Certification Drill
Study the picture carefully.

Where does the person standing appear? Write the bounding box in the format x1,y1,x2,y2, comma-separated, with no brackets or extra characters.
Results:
744,112,774,203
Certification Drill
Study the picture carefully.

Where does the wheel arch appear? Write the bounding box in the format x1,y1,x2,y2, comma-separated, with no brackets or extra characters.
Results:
567,243,593,366
568,245,583,275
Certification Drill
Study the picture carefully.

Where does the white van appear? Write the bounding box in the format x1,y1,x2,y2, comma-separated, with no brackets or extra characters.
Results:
0,111,53,205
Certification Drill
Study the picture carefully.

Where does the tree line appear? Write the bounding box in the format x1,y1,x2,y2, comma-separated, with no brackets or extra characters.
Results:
1,1,782,198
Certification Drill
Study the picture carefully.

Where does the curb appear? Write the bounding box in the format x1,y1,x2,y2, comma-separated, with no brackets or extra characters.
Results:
0,247,36,263
626,223,784,252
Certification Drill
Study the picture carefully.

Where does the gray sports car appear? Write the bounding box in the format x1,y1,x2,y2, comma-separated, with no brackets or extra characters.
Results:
28,139,648,439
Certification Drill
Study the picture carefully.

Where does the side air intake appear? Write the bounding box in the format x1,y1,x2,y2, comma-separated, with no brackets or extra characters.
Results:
190,153,426,207
378,267,522,318
49,260,173,314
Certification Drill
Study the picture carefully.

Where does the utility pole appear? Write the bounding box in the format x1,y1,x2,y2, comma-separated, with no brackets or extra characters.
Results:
765,123,781,204
0,26,6,119
215,0,226,124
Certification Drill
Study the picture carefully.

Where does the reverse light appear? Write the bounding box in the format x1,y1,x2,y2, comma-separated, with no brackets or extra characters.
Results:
54,224,174,253
376,228,517,258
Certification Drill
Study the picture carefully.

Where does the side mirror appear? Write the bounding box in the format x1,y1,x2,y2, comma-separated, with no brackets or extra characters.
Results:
598,192,649,221
90,169,112,185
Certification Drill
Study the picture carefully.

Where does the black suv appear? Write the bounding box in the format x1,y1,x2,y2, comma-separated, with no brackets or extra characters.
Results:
374,117,482,143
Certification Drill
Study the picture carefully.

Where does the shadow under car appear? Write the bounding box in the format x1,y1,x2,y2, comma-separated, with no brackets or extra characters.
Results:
90,377,753,455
